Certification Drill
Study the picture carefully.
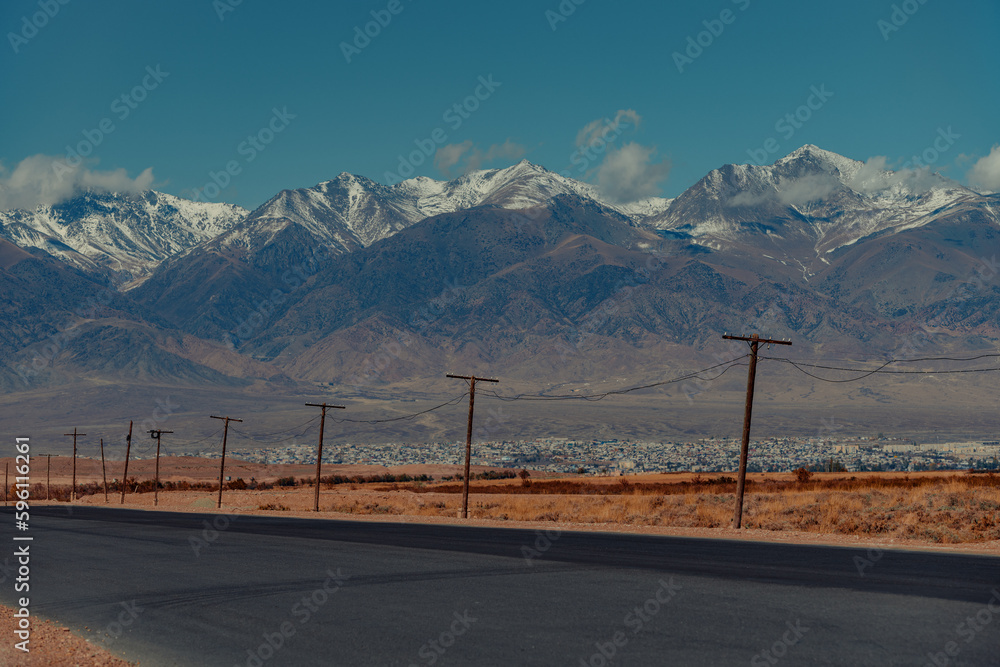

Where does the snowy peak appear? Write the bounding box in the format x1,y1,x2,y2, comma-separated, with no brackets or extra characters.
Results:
219,161,674,260
648,145,994,273
0,190,247,286
393,160,670,219
775,144,863,177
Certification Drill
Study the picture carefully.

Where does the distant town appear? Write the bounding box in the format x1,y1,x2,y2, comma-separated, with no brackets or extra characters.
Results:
174,435,1000,475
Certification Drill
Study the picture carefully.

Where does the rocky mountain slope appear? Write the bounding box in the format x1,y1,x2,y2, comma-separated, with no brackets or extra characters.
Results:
0,190,247,286
4,146,1000,404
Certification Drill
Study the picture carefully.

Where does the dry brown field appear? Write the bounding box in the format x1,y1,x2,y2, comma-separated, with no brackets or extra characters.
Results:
5,456,999,549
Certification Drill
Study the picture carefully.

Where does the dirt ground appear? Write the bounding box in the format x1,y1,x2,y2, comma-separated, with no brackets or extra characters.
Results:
0,604,133,666
3,460,998,665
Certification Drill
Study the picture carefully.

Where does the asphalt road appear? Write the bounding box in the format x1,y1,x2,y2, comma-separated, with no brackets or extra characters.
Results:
2,506,999,666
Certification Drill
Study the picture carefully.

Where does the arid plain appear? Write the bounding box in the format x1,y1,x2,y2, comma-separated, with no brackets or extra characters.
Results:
8,455,1000,550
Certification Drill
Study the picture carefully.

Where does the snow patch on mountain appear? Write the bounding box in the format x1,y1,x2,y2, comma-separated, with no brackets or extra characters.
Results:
0,190,247,284
648,144,985,259
218,160,675,257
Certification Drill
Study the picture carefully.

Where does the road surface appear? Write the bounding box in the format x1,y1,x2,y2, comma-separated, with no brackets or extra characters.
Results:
2,506,998,665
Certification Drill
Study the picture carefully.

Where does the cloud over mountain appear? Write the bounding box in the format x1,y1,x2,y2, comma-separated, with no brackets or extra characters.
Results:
0,154,155,211
595,142,671,203
968,144,1000,192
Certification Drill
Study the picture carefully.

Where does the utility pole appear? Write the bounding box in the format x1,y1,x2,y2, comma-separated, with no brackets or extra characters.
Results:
121,421,133,504
100,438,108,503
64,428,85,501
723,334,792,529
148,429,173,507
305,402,346,512
446,373,500,519
211,415,242,508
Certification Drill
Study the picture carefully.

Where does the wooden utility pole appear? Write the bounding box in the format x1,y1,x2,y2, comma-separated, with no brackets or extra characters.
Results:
100,438,108,503
120,421,133,504
148,429,173,507
446,373,499,519
211,415,242,508
64,428,85,502
723,333,792,529
305,402,346,512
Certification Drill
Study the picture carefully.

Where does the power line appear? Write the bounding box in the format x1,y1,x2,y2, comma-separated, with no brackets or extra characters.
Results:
331,393,469,424
167,428,224,449
762,355,1000,383
482,355,750,401
228,423,317,445
228,414,322,439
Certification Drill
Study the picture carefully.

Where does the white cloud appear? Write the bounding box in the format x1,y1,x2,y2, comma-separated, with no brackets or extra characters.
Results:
776,173,842,206
434,139,526,177
575,109,641,149
595,142,671,203
0,154,155,211
968,144,1000,192
433,141,474,175
848,156,945,194
730,173,842,208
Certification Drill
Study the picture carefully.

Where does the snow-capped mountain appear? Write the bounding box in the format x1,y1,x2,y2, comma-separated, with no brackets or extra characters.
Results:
649,145,986,267
213,160,673,257
0,190,247,286
5,146,994,293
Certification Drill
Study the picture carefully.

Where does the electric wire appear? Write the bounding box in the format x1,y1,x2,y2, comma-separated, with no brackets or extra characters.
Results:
761,353,1000,383
228,414,321,439
482,355,750,401
331,393,469,424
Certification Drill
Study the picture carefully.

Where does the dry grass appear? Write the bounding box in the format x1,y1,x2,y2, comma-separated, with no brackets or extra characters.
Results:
319,473,1000,543
27,471,1000,544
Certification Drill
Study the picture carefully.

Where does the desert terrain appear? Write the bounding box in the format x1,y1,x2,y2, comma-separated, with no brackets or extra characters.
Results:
6,455,999,549
4,456,998,665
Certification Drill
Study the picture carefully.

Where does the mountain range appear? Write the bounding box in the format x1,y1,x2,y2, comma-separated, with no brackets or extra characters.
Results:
4,145,1000,442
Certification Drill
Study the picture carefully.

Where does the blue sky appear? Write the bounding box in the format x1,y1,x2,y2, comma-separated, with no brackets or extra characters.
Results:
1,0,998,211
